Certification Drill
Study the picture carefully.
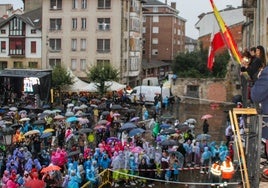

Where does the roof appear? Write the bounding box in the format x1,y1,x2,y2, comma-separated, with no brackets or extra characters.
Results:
142,60,171,69
0,69,51,78
0,7,42,29
144,0,166,5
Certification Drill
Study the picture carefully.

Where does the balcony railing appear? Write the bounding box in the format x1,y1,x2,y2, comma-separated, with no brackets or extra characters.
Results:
9,49,25,57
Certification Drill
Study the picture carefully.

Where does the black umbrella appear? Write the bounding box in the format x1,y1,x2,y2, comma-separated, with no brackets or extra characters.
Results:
32,119,46,125
67,150,81,157
11,123,22,129
160,139,178,146
110,104,123,110
101,111,110,116
119,122,137,131
78,128,93,134
160,129,176,135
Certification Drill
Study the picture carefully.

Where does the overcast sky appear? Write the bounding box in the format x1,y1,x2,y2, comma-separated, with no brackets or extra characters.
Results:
1,0,242,39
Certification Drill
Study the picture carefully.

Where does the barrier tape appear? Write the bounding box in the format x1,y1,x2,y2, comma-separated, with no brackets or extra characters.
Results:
108,166,209,171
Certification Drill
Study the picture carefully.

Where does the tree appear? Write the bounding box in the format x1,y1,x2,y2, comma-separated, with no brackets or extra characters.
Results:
87,64,119,95
172,48,229,78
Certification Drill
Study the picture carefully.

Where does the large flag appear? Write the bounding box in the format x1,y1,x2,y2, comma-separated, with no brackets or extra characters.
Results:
209,0,242,64
207,32,225,70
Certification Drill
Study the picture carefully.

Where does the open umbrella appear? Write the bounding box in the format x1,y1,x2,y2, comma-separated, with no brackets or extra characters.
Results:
98,120,108,125
169,151,184,166
101,111,110,116
160,128,176,135
65,111,75,117
120,122,137,131
78,117,89,125
40,132,53,139
43,128,55,133
129,128,145,137
160,123,171,129
106,137,120,143
131,146,144,154
160,139,178,146
41,164,61,173
110,104,123,110
78,128,93,134
19,117,30,122
201,114,213,120
24,130,41,137
32,119,46,125
67,150,81,157
175,123,190,131
94,125,107,130
54,114,65,120
186,118,197,124
130,117,140,122
196,133,211,141
66,116,78,123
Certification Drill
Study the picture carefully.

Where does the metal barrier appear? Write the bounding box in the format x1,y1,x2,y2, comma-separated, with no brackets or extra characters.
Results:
81,169,112,188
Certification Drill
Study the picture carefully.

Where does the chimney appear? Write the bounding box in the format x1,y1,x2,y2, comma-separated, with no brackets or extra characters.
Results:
171,2,176,9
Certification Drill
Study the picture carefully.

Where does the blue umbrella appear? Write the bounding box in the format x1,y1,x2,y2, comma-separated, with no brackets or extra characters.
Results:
196,133,211,141
129,128,145,137
160,123,171,129
40,132,53,139
120,122,137,131
66,116,78,123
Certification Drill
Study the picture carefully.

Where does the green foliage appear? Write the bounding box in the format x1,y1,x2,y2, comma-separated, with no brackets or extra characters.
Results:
87,64,119,95
172,49,230,78
51,65,74,89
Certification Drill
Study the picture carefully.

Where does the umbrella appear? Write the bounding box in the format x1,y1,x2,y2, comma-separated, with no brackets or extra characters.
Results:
106,137,120,143
113,113,121,117
119,122,137,131
160,139,178,146
196,133,211,141
131,146,144,153
78,117,89,125
9,107,18,111
201,114,213,120
11,123,22,129
40,132,53,139
19,110,27,115
32,119,46,125
186,118,197,124
41,164,61,173
24,130,41,137
65,111,75,117
67,103,75,108
160,129,176,135
175,123,190,131
169,151,184,165
94,125,107,130
110,104,123,110
54,115,65,120
160,123,171,129
78,128,93,134
66,116,78,123
79,97,88,103
67,150,81,157
130,117,140,122
90,104,98,108
126,109,136,113
43,128,55,133
129,128,145,137
42,104,51,109
91,98,101,103
80,104,88,109
19,117,30,122
98,120,108,125
101,111,110,116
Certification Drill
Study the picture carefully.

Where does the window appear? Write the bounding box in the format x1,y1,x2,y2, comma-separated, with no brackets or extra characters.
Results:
81,0,87,9
31,29,36,34
31,41,36,53
142,27,146,33
98,0,111,9
142,16,146,23
129,57,139,71
153,16,159,22
9,38,25,55
72,0,78,9
49,58,61,67
9,18,24,36
97,18,110,31
28,62,38,68
1,30,6,34
49,39,61,51
1,41,6,53
152,38,158,44
152,49,158,55
71,59,77,70
80,59,87,70
50,18,62,31
97,39,110,53
71,39,77,51
187,85,199,98
96,59,110,66
152,27,159,33
81,18,87,30
72,18,77,30
14,61,23,68
0,61,7,70
81,39,86,51
153,7,158,12
50,0,62,10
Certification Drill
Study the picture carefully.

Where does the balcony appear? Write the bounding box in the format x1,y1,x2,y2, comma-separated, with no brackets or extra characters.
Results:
9,49,25,57
242,0,256,18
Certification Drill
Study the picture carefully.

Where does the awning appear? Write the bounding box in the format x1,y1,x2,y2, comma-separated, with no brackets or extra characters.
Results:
0,69,51,78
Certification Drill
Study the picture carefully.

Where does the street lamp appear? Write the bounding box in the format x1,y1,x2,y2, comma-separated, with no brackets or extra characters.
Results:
160,82,163,115
1,127,14,149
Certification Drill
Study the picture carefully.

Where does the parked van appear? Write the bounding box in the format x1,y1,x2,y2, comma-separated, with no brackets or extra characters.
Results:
127,85,170,103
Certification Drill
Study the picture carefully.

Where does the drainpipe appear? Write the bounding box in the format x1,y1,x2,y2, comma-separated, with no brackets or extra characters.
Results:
255,0,261,44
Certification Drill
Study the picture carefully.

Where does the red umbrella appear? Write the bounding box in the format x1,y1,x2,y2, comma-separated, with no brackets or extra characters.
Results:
201,114,213,120
41,164,61,173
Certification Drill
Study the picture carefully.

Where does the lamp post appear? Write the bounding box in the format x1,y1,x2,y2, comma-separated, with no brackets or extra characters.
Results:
1,127,14,154
160,82,163,116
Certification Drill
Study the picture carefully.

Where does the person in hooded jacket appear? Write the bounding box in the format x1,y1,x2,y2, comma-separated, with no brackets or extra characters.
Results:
138,157,149,187
99,153,111,172
200,147,212,174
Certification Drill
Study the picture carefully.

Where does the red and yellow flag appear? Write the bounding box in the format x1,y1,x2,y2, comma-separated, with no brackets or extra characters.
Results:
209,0,242,64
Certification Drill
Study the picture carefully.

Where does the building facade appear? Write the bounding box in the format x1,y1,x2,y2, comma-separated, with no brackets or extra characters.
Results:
142,0,186,79
41,0,144,86
0,8,42,70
